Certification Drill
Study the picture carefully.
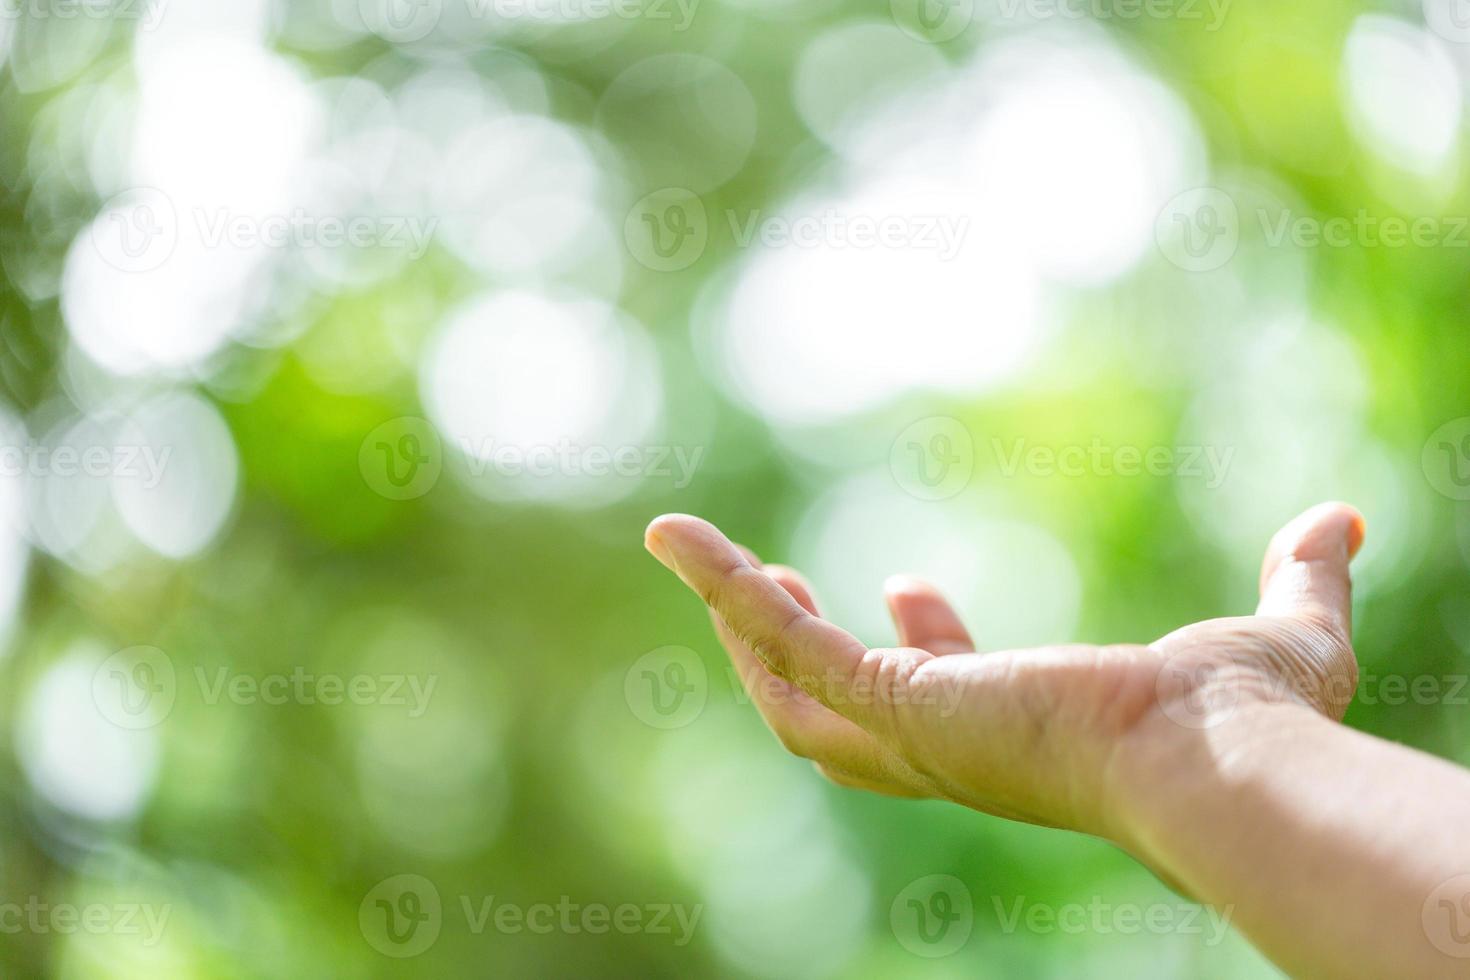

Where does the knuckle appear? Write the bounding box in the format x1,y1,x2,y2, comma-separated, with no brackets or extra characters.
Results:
747,607,807,679
850,648,922,735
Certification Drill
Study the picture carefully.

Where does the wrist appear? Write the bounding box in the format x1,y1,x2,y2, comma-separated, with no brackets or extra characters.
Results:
1101,694,1335,873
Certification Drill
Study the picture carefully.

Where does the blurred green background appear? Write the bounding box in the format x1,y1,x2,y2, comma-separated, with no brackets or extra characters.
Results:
0,0,1469,975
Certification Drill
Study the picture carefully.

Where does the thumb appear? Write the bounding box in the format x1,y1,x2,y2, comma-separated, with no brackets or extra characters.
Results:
1256,502,1366,641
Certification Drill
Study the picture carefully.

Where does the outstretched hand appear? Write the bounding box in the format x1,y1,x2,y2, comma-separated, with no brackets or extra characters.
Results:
644,503,1365,846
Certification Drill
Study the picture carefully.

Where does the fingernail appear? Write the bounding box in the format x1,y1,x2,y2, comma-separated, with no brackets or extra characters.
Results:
884,574,924,595
1347,512,1367,559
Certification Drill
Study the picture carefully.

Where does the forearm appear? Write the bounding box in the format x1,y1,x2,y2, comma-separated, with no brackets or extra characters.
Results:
1114,702,1470,978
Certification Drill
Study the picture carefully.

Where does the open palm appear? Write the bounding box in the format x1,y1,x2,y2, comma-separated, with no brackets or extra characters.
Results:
645,503,1364,842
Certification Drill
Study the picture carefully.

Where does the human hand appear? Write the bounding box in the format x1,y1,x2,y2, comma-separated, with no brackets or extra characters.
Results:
643,503,1365,846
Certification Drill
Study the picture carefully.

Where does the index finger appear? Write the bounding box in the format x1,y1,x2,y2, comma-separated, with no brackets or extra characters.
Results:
645,514,872,714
